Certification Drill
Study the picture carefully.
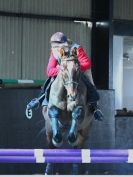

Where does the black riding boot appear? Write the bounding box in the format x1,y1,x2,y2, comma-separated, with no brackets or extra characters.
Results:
41,77,55,106
89,102,103,121
81,73,104,121
41,86,50,106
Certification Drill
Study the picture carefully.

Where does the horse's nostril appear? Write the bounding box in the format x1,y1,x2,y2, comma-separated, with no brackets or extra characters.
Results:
67,95,76,101
72,97,76,101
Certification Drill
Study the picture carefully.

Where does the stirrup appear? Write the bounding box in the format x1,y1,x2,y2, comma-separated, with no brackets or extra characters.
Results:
26,98,40,110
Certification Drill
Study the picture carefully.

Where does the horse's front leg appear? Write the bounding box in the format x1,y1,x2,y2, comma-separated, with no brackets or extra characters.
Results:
48,106,63,147
68,106,84,145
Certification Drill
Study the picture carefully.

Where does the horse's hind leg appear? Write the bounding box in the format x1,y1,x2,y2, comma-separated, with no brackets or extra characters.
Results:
45,163,60,175
70,130,89,175
43,107,61,175
45,143,55,174
71,163,79,175
70,146,79,175
44,132,56,175
73,129,91,175
45,163,54,175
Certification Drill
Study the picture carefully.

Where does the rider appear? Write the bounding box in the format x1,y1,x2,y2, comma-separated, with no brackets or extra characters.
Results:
40,32,104,121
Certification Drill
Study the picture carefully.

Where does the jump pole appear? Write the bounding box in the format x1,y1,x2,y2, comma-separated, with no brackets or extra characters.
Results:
0,149,131,156
0,149,133,163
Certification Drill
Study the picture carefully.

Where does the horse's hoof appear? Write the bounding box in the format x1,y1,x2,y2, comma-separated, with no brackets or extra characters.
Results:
45,163,54,175
68,133,77,144
71,163,79,175
52,133,63,147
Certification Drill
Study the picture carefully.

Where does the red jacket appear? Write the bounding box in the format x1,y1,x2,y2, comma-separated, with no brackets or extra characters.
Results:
46,47,91,77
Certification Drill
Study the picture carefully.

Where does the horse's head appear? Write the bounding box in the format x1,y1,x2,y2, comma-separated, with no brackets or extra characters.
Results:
60,48,80,102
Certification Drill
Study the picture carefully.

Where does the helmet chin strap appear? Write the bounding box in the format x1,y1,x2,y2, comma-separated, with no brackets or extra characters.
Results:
52,47,61,59
53,52,60,59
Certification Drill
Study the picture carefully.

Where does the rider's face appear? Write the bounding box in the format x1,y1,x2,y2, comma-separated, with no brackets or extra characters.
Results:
52,47,61,59
51,42,70,59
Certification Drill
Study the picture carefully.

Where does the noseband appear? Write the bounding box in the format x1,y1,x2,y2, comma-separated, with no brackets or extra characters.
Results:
63,81,79,86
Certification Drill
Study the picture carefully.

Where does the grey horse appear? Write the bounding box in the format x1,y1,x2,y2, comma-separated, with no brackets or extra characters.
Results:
42,49,93,174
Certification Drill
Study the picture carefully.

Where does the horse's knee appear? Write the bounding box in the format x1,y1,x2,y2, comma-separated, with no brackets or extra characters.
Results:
72,106,84,120
48,106,60,119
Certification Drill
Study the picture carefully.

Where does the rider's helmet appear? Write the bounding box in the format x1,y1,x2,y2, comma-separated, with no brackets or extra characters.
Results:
50,32,70,59
50,32,68,43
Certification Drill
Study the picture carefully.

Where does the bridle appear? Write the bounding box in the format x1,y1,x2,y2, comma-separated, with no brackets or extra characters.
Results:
59,48,81,101
61,57,80,87
63,81,79,87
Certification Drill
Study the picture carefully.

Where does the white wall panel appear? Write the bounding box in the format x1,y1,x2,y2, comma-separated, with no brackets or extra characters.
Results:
0,16,22,79
113,36,123,109
114,0,133,20
22,19,91,80
0,0,92,80
0,0,91,18
0,0,21,12
21,0,91,18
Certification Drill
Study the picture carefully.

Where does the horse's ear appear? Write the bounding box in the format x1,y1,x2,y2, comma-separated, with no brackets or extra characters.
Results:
60,48,65,57
72,47,78,58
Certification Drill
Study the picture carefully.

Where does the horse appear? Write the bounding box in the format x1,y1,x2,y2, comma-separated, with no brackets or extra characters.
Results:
42,48,94,174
